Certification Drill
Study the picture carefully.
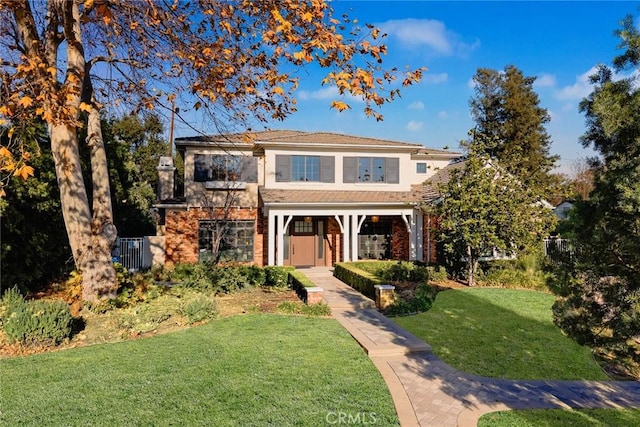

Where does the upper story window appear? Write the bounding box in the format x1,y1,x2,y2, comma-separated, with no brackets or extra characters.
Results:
343,157,399,184
292,155,319,181
276,155,335,183
194,154,257,183
416,162,427,174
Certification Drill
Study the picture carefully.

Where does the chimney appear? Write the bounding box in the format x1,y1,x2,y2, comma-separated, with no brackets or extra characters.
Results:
157,156,176,201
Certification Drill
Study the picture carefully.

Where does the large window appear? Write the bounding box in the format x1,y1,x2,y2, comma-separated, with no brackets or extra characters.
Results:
194,155,257,183
275,155,335,182
343,157,399,184
198,220,254,262
291,155,320,181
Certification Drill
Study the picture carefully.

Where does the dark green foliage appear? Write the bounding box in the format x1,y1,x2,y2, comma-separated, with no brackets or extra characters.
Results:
98,113,171,237
470,65,558,193
385,282,435,316
381,261,429,283
1,288,73,346
1,131,72,293
333,263,382,299
161,263,286,294
426,266,448,282
264,266,294,288
550,16,640,365
179,295,218,324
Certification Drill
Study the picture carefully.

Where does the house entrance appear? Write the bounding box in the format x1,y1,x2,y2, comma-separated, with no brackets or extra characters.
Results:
287,218,326,267
358,218,391,260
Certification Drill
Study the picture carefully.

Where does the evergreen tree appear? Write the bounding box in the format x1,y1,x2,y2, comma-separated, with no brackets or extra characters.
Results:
470,66,558,193
551,16,640,368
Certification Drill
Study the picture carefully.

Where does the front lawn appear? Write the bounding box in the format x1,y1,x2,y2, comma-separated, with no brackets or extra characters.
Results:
478,408,640,426
0,314,398,426
393,288,608,380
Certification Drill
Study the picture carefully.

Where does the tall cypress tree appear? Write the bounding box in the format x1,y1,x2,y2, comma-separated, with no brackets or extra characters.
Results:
470,66,558,194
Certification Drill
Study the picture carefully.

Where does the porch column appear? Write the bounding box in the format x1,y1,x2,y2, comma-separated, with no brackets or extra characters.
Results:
276,214,286,266
343,214,350,262
415,210,424,262
268,211,276,266
351,214,359,262
409,211,417,261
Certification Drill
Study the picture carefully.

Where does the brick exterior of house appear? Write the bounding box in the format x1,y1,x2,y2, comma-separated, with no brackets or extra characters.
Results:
165,207,262,266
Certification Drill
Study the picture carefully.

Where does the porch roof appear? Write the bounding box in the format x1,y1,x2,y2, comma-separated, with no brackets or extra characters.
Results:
259,185,423,206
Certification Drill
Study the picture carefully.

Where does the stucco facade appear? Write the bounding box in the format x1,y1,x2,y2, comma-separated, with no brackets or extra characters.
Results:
155,130,459,267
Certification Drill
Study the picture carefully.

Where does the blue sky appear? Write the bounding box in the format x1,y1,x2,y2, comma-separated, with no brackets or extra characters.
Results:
175,1,639,174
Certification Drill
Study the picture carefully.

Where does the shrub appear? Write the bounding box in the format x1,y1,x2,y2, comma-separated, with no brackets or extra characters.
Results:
240,265,266,286
264,266,293,288
385,282,435,316
381,261,430,283
426,266,448,282
1,289,73,346
478,253,548,291
349,261,396,277
333,263,382,299
179,295,218,324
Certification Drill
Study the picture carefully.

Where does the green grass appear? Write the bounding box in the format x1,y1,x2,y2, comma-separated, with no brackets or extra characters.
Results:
393,288,608,380
478,408,640,426
0,314,398,426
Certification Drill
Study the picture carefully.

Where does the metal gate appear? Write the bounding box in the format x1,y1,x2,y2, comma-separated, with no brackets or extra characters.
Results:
116,238,145,271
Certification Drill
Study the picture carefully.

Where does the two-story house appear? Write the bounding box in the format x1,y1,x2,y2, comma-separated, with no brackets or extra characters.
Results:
154,130,459,268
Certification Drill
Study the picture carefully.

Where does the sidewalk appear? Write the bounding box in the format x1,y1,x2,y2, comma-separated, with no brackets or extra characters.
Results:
300,267,640,427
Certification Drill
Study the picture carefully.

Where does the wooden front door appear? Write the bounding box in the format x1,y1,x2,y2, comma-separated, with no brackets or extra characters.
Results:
288,218,327,267
289,219,316,266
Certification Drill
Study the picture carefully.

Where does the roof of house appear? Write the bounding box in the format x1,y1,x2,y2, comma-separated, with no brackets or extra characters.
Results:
420,160,466,202
175,130,458,156
259,185,424,205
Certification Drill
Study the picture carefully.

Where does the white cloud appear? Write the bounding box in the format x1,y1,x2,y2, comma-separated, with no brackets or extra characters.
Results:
407,120,424,131
298,86,340,101
437,111,448,119
555,66,598,100
535,73,556,88
424,72,448,84
377,19,480,57
298,86,363,103
408,101,425,110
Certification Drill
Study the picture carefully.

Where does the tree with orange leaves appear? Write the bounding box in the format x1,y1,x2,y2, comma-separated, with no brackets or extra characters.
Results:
0,0,424,301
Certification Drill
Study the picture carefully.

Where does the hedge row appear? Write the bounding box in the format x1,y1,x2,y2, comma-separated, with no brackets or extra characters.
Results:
333,263,383,300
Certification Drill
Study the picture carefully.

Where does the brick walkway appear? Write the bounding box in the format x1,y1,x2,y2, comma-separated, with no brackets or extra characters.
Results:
300,267,640,427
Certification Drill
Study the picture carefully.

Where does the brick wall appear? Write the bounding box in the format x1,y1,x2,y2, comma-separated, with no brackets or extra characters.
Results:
391,218,409,260
165,207,261,265
422,214,440,264
326,217,341,264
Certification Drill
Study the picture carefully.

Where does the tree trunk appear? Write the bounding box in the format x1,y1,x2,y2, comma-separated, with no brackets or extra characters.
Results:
85,98,117,301
467,245,477,287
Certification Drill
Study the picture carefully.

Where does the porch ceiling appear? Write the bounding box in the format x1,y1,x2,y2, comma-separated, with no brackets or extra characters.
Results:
259,185,423,205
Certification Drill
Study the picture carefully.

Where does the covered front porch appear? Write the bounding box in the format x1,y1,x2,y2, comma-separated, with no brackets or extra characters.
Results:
265,207,424,267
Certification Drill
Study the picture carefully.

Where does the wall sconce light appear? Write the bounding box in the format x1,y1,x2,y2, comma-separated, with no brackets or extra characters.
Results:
304,216,313,223
371,215,379,223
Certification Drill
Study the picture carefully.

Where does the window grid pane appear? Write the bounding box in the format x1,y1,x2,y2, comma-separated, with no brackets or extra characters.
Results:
198,220,254,262
373,158,385,182
358,158,371,182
